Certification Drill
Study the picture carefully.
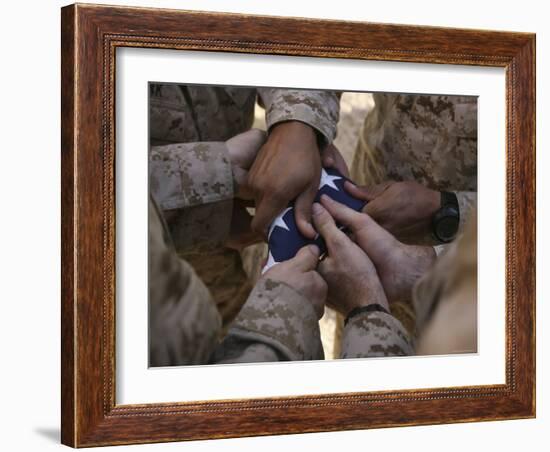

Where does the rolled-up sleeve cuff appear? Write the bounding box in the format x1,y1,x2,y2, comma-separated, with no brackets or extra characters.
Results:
341,311,414,358
150,141,234,210
433,244,447,257
149,142,234,253
230,278,324,361
262,89,340,146
455,191,477,234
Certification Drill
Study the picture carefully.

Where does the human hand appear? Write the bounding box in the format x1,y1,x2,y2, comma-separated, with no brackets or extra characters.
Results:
263,244,327,318
311,202,388,316
226,129,267,200
319,194,436,303
248,121,322,239
345,180,440,241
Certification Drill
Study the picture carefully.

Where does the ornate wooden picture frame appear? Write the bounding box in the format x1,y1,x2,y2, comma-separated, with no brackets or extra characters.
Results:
61,3,535,447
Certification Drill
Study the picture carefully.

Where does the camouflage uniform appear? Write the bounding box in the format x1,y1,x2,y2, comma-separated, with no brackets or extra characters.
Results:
150,85,340,327
149,139,325,365
148,136,403,366
148,194,222,366
351,93,478,337
213,282,413,363
352,93,477,241
211,278,325,362
299,214,477,361
414,213,477,355
335,213,477,359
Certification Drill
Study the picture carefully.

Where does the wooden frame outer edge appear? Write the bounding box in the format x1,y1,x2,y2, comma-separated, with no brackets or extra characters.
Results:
61,3,536,447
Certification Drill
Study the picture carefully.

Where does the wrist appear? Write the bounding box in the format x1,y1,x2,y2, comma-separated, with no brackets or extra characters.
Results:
346,284,389,316
345,304,390,326
269,121,319,149
432,191,460,242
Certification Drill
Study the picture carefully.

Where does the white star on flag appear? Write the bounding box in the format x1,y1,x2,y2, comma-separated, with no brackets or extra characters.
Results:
268,207,292,240
319,168,342,191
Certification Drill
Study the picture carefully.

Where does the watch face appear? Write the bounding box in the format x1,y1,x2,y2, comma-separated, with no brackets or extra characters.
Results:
435,214,460,242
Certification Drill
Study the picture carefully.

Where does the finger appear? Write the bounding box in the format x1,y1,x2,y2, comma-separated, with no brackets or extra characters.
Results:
317,257,333,279
294,184,318,239
320,194,395,262
311,202,350,254
323,144,350,177
363,197,384,219
319,193,369,232
251,193,289,238
322,154,335,168
345,180,392,201
289,244,321,272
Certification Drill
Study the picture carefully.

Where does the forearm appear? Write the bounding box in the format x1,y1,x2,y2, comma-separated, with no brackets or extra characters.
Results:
211,278,324,363
149,141,235,253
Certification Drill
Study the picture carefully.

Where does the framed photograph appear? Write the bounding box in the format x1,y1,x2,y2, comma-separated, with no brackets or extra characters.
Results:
61,3,535,447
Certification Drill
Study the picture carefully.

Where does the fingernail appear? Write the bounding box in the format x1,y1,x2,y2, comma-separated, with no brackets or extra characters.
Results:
320,194,332,203
308,244,320,255
312,203,323,215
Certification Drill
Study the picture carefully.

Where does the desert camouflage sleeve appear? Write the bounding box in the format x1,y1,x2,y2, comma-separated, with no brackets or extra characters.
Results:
454,191,477,235
413,212,477,355
258,88,340,146
211,278,324,363
149,141,234,254
148,197,222,366
340,311,414,358
433,190,476,255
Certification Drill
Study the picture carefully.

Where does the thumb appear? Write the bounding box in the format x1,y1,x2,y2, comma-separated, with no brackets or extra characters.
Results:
345,180,392,202
294,183,318,239
311,202,349,255
289,244,321,272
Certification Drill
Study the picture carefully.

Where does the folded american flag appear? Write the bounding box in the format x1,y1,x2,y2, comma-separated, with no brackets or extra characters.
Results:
262,167,366,273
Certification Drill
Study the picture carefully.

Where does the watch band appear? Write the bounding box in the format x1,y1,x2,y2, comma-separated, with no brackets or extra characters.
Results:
440,190,459,208
344,304,390,326
432,191,460,243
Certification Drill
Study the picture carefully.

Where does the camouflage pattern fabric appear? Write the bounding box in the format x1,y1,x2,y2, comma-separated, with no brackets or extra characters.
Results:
149,84,340,329
149,84,340,146
259,88,340,145
148,196,222,366
351,93,478,341
149,141,234,254
212,278,324,363
414,212,478,355
213,279,414,363
352,93,477,241
341,311,414,358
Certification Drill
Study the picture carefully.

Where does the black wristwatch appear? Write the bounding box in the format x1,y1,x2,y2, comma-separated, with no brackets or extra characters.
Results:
432,191,460,243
